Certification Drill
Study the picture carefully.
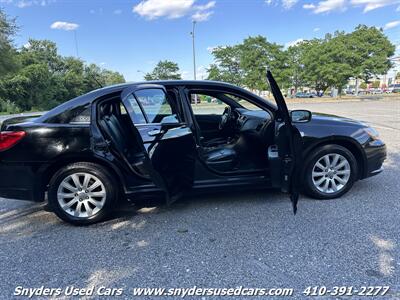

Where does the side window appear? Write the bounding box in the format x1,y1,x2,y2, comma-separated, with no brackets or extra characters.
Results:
124,94,146,124
69,106,91,124
46,104,92,124
134,89,173,123
190,94,226,115
120,104,127,115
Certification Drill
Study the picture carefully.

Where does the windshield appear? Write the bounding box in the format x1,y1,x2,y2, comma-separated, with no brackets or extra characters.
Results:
224,93,277,111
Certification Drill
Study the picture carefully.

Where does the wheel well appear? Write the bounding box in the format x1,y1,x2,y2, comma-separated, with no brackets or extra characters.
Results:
39,156,126,200
304,139,365,180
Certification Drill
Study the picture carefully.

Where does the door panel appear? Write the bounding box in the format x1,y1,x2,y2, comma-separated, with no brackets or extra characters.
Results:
119,85,196,203
267,70,303,213
136,124,162,145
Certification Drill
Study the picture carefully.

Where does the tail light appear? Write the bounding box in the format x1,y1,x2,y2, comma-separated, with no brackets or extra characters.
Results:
0,131,26,151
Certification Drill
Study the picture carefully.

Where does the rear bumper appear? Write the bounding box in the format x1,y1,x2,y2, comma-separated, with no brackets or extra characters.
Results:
363,141,386,179
0,163,41,201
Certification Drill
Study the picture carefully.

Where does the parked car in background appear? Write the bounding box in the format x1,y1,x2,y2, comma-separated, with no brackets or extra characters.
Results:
0,71,386,225
295,92,315,98
371,88,383,94
357,89,367,95
389,84,400,93
345,89,354,95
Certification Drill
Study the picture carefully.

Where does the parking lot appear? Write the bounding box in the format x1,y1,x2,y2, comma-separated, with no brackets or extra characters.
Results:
0,98,399,299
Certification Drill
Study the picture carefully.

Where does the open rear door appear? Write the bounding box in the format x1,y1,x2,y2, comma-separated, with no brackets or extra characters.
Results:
101,84,196,204
267,70,303,214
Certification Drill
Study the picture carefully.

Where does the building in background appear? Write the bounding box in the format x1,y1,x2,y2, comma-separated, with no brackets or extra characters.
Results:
346,56,400,93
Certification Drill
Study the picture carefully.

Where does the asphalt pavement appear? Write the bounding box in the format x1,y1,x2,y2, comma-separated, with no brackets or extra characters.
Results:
0,99,399,299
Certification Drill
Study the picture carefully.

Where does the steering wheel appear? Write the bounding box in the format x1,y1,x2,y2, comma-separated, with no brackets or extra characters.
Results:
219,106,233,130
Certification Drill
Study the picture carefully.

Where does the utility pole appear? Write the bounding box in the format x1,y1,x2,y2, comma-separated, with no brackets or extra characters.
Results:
73,30,79,58
190,20,198,104
137,70,146,80
191,20,197,80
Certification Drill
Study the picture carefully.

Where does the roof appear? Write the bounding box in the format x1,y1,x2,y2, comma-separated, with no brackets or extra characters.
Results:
36,80,275,123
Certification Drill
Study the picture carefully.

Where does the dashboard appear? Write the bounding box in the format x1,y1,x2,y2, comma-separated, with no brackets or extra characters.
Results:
234,108,273,133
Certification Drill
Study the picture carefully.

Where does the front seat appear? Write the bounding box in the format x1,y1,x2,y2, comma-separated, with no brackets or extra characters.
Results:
183,100,238,172
202,136,230,147
190,118,237,172
201,145,237,172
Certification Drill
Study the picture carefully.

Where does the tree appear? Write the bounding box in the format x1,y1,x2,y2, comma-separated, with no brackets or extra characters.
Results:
100,69,125,86
207,25,395,96
320,32,354,95
296,39,330,92
207,46,244,86
0,10,127,112
348,25,395,84
0,8,18,77
0,64,53,110
282,42,309,92
144,60,181,80
0,35,125,111
240,36,286,92
58,57,87,100
208,36,286,92
19,39,61,73
0,10,126,113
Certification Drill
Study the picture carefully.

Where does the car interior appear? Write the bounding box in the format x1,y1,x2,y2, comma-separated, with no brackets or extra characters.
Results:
97,96,148,173
183,90,275,173
97,90,193,186
96,88,276,178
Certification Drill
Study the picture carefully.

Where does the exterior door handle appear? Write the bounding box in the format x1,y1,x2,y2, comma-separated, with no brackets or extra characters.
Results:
148,129,162,137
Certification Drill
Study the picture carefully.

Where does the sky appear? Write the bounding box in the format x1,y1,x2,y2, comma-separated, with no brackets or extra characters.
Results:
1,0,400,81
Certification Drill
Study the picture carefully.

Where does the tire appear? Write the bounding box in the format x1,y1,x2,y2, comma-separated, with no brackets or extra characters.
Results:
303,145,358,199
48,162,118,225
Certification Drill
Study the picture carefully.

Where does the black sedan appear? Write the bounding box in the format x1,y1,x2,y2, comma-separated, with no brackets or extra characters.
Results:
0,71,386,225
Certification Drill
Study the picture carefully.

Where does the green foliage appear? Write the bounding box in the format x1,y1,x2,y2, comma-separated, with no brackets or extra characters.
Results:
359,82,367,89
293,39,330,92
240,36,286,91
320,32,354,94
0,9,19,77
348,25,395,83
283,42,309,91
0,98,20,114
0,9,125,113
207,45,245,86
208,25,395,95
144,60,182,80
207,37,286,91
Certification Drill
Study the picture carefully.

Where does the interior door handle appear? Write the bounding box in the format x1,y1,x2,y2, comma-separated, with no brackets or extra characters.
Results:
148,129,162,136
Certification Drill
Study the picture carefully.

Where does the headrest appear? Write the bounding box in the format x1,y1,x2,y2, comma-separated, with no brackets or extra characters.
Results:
100,103,113,116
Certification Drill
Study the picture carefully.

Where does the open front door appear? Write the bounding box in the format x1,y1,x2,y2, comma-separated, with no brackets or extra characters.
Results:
267,70,303,214
119,84,196,204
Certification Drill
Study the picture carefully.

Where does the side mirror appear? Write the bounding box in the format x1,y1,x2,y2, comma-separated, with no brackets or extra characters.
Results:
290,110,312,123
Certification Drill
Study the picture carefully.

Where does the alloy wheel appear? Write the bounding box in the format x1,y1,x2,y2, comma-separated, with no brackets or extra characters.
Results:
57,172,106,218
311,153,351,194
